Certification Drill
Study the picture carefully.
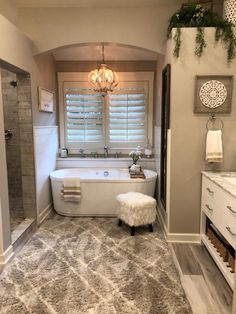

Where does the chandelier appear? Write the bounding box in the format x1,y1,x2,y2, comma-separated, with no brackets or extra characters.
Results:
88,45,119,96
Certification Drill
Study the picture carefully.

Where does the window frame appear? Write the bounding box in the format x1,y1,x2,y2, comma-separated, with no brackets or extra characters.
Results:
62,80,105,150
58,72,154,154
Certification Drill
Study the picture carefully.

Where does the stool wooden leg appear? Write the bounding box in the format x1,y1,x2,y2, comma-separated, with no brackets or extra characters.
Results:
118,219,122,227
148,224,153,232
131,226,135,236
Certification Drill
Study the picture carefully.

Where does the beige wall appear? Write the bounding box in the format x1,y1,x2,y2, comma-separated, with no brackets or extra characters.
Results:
0,14,57,126
167,28,236,234
17,5,180,55
0,14,33,73
34,54,57,126
0,0,18,25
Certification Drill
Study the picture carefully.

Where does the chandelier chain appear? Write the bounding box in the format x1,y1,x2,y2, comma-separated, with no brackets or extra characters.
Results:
102,45,105,63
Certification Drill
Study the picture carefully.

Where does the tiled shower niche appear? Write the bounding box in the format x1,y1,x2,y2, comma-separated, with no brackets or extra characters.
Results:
1,68,36,240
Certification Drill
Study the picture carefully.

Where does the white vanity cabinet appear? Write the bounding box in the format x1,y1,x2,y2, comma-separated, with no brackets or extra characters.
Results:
201,173,236,290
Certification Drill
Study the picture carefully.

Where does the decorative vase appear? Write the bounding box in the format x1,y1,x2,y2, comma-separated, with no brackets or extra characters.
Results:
130,164,141,173
223,0,236,25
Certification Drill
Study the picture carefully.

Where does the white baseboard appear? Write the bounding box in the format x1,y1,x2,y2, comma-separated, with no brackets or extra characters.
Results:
157,207,201,243
0,245,14,264
167,233,201,243
38,203,53,226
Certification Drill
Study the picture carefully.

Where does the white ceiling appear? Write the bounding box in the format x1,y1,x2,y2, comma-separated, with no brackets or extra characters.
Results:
13,0,183,8
52,44,158,61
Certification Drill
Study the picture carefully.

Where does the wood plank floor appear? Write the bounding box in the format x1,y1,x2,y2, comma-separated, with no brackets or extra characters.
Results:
171,243,233,314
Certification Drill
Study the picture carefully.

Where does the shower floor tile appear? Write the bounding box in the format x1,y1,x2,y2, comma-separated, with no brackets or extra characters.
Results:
10,204,24,232
10,215,25,232
11,218,34,245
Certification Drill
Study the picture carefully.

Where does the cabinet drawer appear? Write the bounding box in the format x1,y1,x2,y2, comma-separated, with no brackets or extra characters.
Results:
202,203,215,220
201,176,219,223
215,189,236,249
216,187,236,220
202,176,222,204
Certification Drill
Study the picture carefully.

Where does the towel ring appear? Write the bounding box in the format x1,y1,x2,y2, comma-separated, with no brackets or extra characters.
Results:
206,114,224,131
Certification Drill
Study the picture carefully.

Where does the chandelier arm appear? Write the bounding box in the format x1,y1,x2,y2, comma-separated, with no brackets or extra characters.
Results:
102,45,105,63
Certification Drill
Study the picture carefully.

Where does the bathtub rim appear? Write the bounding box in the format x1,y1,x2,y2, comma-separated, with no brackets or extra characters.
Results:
50,168,157,183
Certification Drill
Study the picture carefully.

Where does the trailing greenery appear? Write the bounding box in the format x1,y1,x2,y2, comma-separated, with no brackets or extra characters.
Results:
195,27,206,57
173,27,182,57
167,3,236,62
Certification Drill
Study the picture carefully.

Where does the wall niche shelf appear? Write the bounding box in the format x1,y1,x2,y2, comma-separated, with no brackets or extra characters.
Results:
201,224,234,289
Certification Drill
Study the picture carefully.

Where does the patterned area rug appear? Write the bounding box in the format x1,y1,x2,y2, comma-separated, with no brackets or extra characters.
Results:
0,215,192,314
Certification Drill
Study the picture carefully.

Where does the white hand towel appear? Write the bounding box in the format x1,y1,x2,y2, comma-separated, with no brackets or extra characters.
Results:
206,130,223,163
61,177,81,202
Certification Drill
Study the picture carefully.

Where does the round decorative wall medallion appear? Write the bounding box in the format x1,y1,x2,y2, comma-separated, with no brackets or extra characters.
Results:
199,80,227,108
223,0,236,25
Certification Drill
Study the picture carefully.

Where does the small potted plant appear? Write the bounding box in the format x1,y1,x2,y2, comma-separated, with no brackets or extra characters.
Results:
129,150,141,165
129,150,142,173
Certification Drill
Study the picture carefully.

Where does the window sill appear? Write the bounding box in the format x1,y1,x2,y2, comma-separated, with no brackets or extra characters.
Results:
57,157,155,161
56,157,156,171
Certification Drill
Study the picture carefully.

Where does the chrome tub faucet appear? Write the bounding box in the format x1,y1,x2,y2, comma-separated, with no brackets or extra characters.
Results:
104,145,109,158
79,148,85,158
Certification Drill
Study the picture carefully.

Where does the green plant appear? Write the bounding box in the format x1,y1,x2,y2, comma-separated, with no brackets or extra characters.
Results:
173,27,182,57
195,27,206,57
129,150,141,164
167,3,236,62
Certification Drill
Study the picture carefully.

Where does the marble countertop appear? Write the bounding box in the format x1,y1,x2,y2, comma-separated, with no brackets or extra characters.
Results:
202,171,236,199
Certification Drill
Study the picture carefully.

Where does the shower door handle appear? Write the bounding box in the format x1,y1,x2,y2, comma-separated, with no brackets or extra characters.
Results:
5,129,13,141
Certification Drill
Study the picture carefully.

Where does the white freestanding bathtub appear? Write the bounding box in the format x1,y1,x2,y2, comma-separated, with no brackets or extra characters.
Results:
50,168,157,216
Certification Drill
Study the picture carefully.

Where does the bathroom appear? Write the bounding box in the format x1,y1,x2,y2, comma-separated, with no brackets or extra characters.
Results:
0,0,236,313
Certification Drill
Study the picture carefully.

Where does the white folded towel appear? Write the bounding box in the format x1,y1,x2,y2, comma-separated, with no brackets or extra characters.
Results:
61,178,81,202
206,130,223,163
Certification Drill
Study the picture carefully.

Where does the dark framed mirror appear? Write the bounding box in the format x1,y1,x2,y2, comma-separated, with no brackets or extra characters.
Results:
160,64,171,210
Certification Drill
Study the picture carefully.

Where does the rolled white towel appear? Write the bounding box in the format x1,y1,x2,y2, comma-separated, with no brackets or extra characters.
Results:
61,178,81,202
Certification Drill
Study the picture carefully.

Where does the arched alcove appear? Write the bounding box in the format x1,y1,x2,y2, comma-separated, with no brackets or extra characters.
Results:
34,42,162,61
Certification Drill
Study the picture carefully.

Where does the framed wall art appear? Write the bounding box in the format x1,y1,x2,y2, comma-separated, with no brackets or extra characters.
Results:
194,75,233,113
38,87,54,113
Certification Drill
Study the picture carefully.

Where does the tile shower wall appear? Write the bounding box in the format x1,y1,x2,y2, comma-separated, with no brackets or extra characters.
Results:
2,69,24,230
1,68,36,232
17,73,36,219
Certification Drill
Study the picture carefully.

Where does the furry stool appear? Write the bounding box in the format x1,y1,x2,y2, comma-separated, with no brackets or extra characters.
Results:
116,192,156,236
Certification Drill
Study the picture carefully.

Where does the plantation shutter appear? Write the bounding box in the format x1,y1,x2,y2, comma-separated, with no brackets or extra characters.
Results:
63,81,104,149
107,81,148,148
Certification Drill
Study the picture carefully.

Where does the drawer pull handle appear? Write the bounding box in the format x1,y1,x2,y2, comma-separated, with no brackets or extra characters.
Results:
205,204,213,211
226,226,236,237
227,206,236,214
206,187,214,194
